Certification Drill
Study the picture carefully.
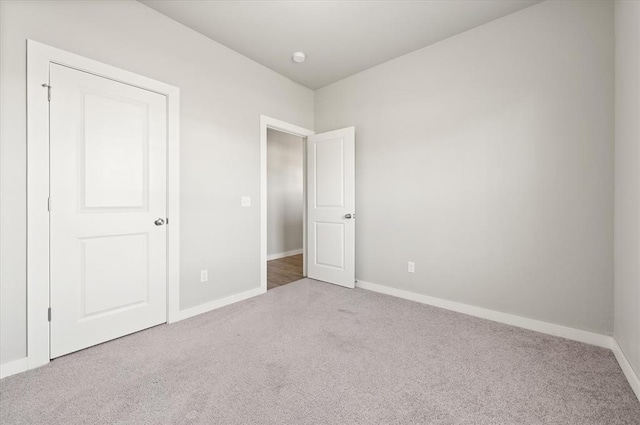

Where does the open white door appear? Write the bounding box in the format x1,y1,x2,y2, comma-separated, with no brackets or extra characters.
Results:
307,127,355,288
49,64,168,358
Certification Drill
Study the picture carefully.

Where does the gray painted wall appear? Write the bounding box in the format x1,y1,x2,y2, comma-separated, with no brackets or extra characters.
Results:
314,0,614,334
267,129,304,257
0,0,313,364
614,0,640,383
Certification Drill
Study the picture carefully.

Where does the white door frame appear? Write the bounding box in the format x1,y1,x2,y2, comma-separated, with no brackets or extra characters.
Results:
260,116,314,292
26,40,180,370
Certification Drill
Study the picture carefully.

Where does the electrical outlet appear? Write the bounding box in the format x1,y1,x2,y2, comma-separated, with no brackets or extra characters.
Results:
241,196,251,207
408,261,415,273
200,269,208,283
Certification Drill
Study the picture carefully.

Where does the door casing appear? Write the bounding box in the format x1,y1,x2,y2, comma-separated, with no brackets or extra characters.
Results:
26,40,180,370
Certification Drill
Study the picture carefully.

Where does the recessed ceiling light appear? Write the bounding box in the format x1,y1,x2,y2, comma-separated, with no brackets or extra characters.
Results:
292,52,306,64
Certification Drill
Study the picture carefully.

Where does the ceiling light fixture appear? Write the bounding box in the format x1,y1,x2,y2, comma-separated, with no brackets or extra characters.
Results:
292,52,306,63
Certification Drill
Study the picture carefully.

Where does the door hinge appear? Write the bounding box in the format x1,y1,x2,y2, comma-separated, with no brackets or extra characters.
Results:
47,197,51,212
48,307,51,322
42,83,51,102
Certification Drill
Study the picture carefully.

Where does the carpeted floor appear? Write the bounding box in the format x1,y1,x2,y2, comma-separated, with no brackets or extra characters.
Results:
1,279,639,424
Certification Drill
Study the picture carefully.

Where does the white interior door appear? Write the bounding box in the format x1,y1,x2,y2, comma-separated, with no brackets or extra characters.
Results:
49,63,168,358
307,127,355,288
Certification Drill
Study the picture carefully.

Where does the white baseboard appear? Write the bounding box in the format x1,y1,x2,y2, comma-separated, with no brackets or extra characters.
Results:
267,249,303,261
355,280,612,349
611,339,640,401
0,357,29,379
175,287,266,322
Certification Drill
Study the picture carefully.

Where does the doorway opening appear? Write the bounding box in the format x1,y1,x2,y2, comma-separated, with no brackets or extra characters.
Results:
266,128,306,290
259,116,314,292
260,115,355,291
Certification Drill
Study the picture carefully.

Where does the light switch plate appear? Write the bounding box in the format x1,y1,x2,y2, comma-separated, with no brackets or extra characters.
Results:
241,196,251,207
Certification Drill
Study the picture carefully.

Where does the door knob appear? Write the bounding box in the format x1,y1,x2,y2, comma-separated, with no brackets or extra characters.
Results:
344,214,353,219
154,218,165,226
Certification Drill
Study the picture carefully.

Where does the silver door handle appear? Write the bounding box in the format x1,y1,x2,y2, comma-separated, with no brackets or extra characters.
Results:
344,214,353,219
154,218,165,226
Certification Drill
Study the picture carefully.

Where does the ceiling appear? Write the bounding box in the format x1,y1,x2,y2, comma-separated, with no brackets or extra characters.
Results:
141,0,541,90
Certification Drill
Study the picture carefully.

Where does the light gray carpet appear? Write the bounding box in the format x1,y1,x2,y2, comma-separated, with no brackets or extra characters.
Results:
1,279,639,424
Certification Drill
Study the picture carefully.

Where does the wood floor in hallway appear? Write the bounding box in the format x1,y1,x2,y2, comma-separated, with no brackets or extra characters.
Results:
267,254,303,290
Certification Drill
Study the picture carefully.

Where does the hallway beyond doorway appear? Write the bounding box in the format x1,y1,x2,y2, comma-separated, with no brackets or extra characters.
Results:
267,254,303,290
